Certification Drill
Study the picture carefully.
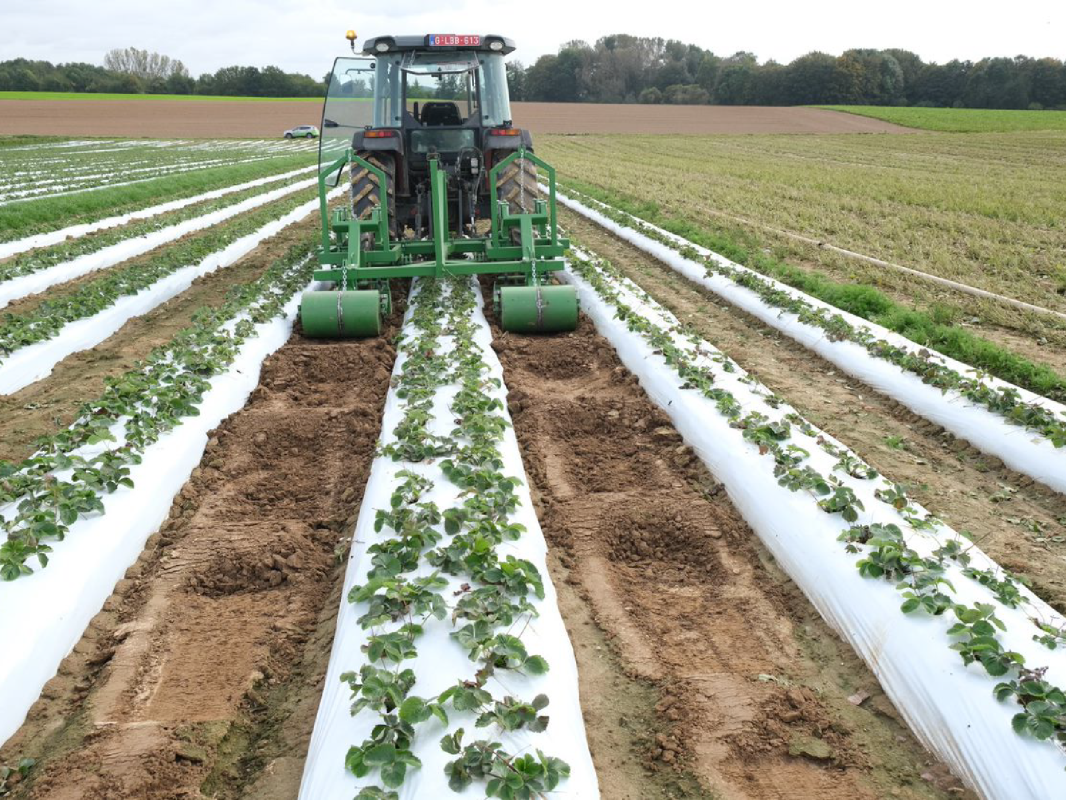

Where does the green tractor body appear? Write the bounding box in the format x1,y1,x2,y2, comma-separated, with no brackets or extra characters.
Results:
301,34,577,337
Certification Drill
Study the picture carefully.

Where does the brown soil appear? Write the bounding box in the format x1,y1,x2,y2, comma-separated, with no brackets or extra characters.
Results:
0,100,912,138
0,211,322,463
492,317,970,799
562,209,1066,612
0,295,404,799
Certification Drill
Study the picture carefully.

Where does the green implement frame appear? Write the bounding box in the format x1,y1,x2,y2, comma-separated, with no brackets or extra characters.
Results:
301,147,577,337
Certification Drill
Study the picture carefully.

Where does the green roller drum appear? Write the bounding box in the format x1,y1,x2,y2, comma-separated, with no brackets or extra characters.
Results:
300,290,382,338
498,285,578,333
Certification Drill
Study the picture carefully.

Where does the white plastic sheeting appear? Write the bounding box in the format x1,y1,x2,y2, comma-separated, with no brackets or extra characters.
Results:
0,188,342,396
299,279,599,799
0,165,315,261
558,192,1066,496
563,254,1066,800
0,154,299,206
0,176,318,310
0,284,307,748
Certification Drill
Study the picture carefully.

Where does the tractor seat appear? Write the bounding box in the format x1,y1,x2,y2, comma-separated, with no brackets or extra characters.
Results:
421,102,463,126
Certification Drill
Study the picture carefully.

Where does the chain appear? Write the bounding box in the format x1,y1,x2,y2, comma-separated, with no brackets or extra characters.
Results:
518,150,526,211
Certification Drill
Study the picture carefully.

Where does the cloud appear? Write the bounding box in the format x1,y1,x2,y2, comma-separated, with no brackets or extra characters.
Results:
4,0,1064,76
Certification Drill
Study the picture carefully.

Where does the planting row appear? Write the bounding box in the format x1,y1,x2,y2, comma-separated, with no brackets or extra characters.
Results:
0,143,313,184
0,137,315,178
558,188,1066,496
0,153,309,207
0,237,320,746
0,152,315,246
0,164,314,261
0,156,265,201
0,186,325,394
301,277,597,799
0,171,317,307
562,247,1066,798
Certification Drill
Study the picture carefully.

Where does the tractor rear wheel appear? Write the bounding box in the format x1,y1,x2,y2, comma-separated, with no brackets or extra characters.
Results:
351,151,397,239
495,153,537,244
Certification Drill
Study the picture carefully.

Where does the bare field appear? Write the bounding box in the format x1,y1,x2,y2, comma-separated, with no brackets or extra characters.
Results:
0,98,912,137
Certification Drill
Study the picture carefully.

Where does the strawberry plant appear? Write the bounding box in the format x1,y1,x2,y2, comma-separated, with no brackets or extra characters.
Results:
995,670,1066,742
340,666,417,716
818,485,864,522
345,717,423,788
875,483,910,510
440,729,570,799
947,603,1023,677
962,567,1026,609
0,172,305,284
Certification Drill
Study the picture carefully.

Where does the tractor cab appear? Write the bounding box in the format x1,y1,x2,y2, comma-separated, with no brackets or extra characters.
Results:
319,35,532,236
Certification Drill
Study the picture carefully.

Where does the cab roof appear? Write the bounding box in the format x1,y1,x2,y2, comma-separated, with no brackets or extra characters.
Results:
361,35,516,56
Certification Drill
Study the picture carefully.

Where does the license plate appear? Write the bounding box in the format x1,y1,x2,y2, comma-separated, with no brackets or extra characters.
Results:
427,34,480,47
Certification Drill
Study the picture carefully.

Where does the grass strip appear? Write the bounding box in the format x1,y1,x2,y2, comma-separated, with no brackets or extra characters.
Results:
0,188,316,358
0,171,307,283
0,153,314,243
815,106,1066,133
0,238,316,580
563,178,1066,403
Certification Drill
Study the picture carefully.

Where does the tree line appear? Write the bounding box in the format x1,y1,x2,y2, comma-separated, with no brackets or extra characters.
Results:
2,38,1065,109
0,47,324,97
508,35,1066,109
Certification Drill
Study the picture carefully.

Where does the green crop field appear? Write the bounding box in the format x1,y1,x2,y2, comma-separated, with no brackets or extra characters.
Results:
817,105,1066,132
542,130,1066,382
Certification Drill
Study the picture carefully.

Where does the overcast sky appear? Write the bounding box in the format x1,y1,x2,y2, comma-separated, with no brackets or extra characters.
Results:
3,0,1063,77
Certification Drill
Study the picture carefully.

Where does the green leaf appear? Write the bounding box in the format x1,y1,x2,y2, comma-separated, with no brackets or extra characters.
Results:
380,759,408,788
363,743,398,766
440,728,464,755
524,655,550,675
398,696,426,724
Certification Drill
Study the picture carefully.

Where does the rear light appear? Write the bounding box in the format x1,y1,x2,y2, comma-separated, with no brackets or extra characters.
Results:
489,128,520,136
365,130,397,138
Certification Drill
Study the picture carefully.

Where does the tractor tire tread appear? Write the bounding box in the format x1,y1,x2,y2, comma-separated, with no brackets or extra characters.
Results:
495,155,538,245
351,151,397,238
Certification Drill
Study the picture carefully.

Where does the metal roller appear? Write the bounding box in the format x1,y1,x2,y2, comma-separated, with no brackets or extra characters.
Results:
498,285,579,333
300,290,382,338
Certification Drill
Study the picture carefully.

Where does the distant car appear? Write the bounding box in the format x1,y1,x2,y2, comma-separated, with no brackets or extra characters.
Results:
284,125,319,139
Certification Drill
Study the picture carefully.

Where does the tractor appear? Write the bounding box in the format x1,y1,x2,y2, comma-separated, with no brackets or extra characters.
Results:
300,32,578,337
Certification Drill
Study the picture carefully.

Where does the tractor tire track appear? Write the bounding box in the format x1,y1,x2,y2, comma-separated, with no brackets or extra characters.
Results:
0,292,405,799
492,317,970,800
563,209,1066,614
